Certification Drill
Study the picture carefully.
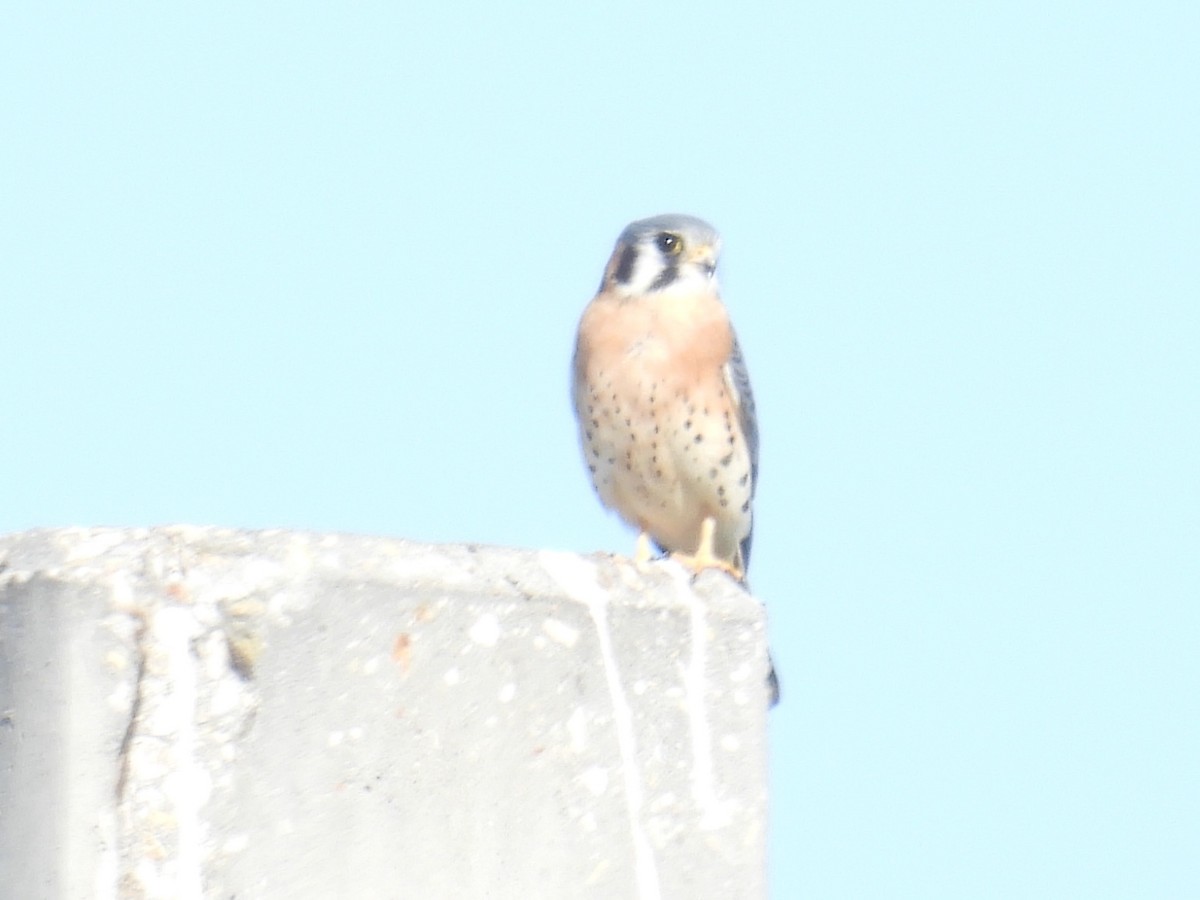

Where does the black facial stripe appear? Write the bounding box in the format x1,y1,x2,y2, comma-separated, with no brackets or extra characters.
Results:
612,244,638,284
648,264,678,291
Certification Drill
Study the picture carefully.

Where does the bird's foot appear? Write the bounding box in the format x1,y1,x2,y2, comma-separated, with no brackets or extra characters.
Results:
670,517,743,581
633,532,655,571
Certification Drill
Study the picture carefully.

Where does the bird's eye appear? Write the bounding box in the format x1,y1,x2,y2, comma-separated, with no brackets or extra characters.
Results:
656,232,683,256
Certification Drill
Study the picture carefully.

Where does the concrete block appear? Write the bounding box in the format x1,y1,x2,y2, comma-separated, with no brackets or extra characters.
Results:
0,527,770,899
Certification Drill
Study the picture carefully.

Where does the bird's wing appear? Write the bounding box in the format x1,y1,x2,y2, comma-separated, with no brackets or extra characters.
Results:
724,332,759,570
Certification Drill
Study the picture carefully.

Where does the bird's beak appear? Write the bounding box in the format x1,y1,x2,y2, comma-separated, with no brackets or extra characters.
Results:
688,243,719,278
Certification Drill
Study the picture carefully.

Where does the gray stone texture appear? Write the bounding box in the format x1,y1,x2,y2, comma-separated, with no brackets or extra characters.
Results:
0,527,770,899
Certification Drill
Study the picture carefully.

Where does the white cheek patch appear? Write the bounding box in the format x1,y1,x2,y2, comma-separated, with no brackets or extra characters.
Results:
628,246,667,294
619,244,719,298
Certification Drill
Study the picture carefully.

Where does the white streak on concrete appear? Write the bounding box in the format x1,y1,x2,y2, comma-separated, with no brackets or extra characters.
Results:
539,551,661,900
152,606,204,900
93,810,118,900
671,570,731,831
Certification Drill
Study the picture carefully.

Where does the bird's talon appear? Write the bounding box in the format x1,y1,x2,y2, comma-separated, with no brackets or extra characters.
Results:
668,516,744,580
633,532,655,571
671,552,743,581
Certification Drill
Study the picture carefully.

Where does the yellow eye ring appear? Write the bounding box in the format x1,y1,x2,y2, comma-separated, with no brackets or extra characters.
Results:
656,232,683,257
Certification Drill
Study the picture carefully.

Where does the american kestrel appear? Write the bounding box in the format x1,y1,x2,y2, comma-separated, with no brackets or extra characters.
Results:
572,213,760,581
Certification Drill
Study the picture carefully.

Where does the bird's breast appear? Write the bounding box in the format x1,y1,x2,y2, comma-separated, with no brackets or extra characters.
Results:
575,290,733,381
572,289,752,560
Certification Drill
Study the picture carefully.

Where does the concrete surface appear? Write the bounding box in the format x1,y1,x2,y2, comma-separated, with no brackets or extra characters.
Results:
0,527,770,899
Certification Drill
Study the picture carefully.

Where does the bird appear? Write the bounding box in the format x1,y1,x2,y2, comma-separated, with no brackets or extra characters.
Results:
572,214,777,703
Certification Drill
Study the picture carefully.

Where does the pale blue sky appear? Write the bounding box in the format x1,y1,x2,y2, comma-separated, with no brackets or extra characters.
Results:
3,3,1198,897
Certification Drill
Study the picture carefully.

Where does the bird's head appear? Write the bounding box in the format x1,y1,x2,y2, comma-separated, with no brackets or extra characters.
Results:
600,214,722,298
